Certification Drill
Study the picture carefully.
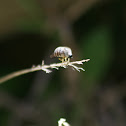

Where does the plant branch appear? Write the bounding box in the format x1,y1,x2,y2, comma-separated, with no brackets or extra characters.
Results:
0,59,90,84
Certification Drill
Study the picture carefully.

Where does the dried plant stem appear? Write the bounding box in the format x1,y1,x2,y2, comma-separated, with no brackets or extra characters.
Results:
0,59,90,84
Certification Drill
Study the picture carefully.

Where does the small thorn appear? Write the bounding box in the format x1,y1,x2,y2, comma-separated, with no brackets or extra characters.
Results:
32,65,36,68
42,60,44,65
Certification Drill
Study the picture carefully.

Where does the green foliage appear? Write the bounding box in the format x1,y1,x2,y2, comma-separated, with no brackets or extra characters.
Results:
17,0,42,15
16,0,46,33
80,26,113,90
0,108,10,126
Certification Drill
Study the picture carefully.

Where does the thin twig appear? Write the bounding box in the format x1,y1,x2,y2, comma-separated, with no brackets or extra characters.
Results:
0,59,90,84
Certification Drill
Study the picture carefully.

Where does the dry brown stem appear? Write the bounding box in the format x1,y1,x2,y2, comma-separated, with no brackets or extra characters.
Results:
0,59,90,84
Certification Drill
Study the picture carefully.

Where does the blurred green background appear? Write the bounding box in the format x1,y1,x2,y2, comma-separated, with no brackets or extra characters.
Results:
0,0,126,126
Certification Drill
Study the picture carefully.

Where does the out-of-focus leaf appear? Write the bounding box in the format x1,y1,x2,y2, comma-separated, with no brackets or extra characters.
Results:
80,25,113,89
0,108,10,126
17,0,42,16
16,0,46,32
16,19,42,33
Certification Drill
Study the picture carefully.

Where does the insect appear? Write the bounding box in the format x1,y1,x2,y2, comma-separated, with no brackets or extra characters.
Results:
50,46,73,62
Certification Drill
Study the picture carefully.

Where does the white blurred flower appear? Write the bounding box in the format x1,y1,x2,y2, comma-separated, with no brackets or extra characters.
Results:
58,118,70,126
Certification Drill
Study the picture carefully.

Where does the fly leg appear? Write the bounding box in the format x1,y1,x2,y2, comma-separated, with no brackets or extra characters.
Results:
65,57,70,62
68,58,70,62
59,58,65,63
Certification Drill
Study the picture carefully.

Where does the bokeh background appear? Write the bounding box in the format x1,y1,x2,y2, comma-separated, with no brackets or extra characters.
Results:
0,0,126,126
